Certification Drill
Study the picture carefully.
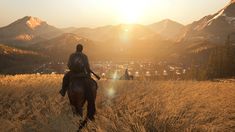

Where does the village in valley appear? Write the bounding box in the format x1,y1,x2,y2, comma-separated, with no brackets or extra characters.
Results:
33,60,190,80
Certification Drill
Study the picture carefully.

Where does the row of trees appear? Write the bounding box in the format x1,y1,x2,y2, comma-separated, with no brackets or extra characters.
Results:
187,35,235,80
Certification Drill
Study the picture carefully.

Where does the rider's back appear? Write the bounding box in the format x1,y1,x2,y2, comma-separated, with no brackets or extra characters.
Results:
68,52,89,74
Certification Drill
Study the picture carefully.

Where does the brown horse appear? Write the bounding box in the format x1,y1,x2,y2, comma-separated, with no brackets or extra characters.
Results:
67,75,97,130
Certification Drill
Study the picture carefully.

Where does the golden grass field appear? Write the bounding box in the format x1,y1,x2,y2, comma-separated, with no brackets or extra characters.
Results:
0,75,235,132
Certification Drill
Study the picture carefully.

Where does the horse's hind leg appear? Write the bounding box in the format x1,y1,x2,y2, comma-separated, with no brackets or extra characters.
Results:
75,107,83,117
85,81,97,120
75,98,86,117
77,88,96,131
70,105,76,116
86,97,96,120
68,95,83,117
78,118,88,131
76,98,86,131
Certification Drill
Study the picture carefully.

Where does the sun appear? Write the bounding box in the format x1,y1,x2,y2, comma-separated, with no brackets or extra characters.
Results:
115,0,147,24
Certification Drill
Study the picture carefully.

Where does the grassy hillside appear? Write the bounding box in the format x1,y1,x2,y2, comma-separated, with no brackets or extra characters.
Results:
0,44,47,74
0,75,234,132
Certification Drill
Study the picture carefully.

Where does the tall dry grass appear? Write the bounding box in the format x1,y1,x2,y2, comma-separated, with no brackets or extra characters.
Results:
0,75,234,132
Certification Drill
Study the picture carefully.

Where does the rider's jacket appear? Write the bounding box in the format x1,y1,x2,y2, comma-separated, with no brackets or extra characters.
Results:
67,52,91,77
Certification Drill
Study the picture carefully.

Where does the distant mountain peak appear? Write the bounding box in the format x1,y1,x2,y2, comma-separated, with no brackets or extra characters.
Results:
8,16,46,30
161,19,176,23
155,19,183,26
0,16,63,46
196,1,235,29
25,16,45,29
20,16,46,29
178,0,235,44
148,19,184,40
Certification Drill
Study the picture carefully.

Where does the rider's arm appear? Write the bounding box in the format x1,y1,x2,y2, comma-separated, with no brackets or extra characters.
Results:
67,54,74,69
84,55,92,74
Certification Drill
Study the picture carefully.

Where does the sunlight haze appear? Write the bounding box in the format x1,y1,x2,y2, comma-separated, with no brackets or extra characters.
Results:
0,0,230,28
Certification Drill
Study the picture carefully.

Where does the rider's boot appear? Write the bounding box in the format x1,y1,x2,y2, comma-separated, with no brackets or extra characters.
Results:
60,72,71,97
59,88,66,97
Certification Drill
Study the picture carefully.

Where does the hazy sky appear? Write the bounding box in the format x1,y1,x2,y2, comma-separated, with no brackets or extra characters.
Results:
0,0,230,28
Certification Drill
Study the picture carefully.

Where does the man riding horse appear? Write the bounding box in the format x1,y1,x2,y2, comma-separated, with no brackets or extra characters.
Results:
60,44,99,122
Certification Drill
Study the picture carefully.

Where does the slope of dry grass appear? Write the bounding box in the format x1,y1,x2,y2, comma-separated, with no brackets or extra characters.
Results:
0,75,235,132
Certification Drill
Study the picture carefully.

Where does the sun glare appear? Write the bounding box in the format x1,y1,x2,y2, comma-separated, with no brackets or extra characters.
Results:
115,0,148,23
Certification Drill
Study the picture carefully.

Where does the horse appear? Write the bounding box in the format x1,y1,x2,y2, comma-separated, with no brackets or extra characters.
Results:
120,75,134,80
67,74,98,130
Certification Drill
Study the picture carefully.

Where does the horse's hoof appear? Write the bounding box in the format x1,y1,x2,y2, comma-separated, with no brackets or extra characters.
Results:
77,126,83,132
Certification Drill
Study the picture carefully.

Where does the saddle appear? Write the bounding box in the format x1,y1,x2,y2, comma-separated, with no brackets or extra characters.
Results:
70,72,98,89
70,72,89,79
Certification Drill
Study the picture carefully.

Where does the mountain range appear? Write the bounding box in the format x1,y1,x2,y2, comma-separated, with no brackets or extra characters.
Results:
0,0,234,73
179,0,235,44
